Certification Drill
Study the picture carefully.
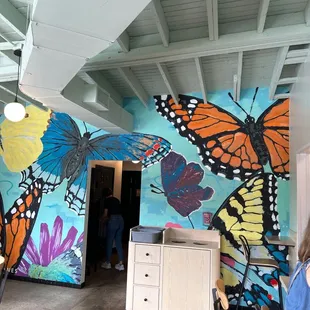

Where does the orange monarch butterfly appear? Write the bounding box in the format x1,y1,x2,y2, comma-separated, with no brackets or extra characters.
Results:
0,178,43,272
155,88,289,181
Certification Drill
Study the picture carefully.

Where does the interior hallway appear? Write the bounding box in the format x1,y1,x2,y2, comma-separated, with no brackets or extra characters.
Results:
2,269,127,310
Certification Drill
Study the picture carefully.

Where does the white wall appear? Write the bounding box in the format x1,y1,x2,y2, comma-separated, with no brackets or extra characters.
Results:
289,52,310,267
91,160,123,200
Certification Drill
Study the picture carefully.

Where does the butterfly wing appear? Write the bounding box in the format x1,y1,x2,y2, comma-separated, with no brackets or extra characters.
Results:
20,112,81,193
0,106,51,172
5,179,43,271
160,152,214,217
257,98,289,180
65,133,172,215
155,95,263,181
209,173,279,247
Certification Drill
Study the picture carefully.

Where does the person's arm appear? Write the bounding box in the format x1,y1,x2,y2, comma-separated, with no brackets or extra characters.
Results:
306,266,310,287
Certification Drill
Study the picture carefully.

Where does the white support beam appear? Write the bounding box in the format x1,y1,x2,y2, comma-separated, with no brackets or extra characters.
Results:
0,0,27,39
195,57,207,103
257,0,270,33
233,74,238,102
305,0,310,26
278,77,298,85
0,40,23,51
116,31,130,53
213,0,219,40
156,62,178,104
149,0,169,47
118,67,148,107
0,64,18,82
85,71,123,106
269,46,289,100
274,93,291,100
236,51,243,101
83,24,310,71
284,56,307,65
206,0,218,40
287,49,310,58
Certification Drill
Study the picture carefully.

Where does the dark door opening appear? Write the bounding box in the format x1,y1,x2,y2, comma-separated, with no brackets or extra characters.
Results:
85,161,141,285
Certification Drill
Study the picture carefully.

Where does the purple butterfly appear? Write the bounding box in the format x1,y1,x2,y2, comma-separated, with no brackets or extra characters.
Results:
150,152,214,228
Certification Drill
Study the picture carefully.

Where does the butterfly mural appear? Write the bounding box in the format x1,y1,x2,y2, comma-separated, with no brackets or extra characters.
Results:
208,173,288,307
154,89,289,181
19,112,172,216
150,151,214,228
0,105,51,172
0,179,43,272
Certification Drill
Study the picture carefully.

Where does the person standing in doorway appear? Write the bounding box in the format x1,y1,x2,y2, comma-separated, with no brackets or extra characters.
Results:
101,188,125,271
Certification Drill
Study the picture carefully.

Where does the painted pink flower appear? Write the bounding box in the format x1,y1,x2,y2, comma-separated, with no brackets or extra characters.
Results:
165,222,183,228
17,216,83,277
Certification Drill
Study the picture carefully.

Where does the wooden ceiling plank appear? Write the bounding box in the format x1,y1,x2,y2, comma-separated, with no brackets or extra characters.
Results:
149,0,169,47
195,57,207,103
269,46,289,100
116,31,130,53
157,62,178,104
284,56,307,65
277,77,298,85
118,67,148,107
0,0,27,39
257,0,271,33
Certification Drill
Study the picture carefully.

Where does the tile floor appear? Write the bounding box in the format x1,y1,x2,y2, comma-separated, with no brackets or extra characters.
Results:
2,267,127,310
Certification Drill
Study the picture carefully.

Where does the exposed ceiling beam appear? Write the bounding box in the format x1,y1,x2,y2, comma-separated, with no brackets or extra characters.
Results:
116,31,130,53
149,0,169,47
269,46,289,100
206,0,219,40
83,24,310,71
156,62,178,104
85,71,123,106
194,57,207,103
236,51,243,101
305,0,310,26
0,0,27,39
0,40,23,51
274,93,291,100
118,67,148,107
257,0,270,33
284,56,307,65
287,49,309,58
278,77,298,85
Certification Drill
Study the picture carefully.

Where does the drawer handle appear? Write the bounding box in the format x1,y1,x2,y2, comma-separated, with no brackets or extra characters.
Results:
144,298,148,302
145,274,149,277
146,253,149,256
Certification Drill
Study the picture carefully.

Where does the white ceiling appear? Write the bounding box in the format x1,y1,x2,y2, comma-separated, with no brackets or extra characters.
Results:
0,0,310,123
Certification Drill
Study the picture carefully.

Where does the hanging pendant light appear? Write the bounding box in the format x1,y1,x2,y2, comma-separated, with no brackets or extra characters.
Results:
4,49,26,122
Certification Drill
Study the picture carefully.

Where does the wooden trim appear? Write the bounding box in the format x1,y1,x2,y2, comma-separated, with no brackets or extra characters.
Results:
257,0,270,33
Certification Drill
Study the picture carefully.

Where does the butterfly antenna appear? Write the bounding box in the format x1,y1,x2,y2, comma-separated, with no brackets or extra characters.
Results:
83,122,88,134
89,128,103,137
249,87,259,116
228,92,249,116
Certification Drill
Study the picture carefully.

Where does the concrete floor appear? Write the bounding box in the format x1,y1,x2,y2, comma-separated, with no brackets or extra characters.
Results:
2,268,127,310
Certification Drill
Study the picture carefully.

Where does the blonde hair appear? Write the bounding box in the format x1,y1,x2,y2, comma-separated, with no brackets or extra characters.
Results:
298,217,310,262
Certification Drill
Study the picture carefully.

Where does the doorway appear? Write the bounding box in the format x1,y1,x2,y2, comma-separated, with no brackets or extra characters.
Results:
85,160,142,286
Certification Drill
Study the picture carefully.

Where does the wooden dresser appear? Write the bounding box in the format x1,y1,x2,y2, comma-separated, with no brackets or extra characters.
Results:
126,227,220,310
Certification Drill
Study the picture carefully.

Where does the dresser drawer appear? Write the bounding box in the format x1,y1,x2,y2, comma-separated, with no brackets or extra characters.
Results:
134,264,160,286
133,286,159,310
135,244,161,264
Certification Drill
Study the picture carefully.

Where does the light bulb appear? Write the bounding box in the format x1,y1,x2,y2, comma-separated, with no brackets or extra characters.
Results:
4,102,26,122
132,161,140,164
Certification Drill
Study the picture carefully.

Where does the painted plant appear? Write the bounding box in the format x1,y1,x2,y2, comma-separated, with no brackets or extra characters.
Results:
17,216,84,284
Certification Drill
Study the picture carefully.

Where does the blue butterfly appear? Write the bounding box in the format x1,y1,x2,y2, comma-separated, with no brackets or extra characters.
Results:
20,112,172,216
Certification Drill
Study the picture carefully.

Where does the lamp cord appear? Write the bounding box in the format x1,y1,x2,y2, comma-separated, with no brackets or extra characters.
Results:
15,52,21,102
